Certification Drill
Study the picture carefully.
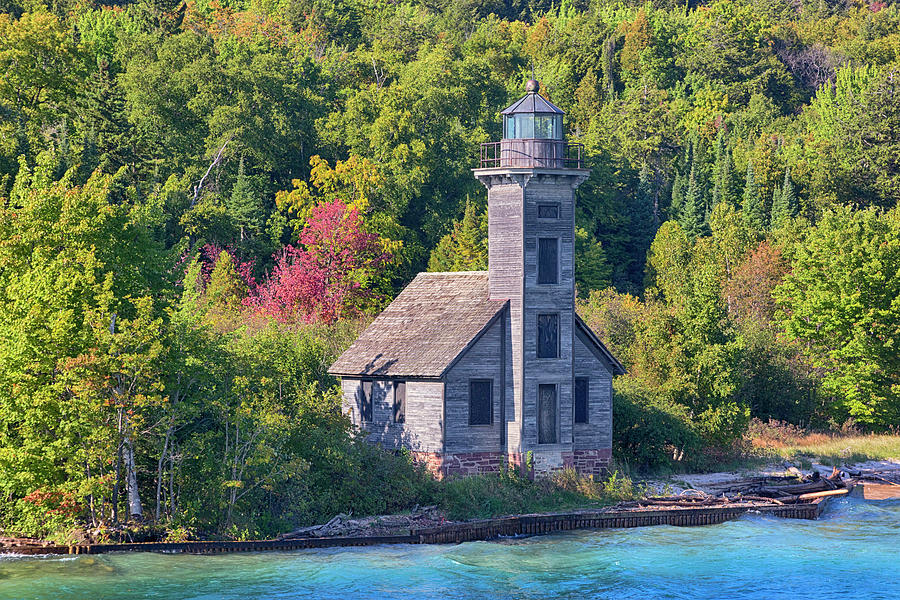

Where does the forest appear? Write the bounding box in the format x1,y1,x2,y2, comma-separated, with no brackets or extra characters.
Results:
1,0,899,541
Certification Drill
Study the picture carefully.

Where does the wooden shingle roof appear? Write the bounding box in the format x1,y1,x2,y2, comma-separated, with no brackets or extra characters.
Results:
328,271,508,379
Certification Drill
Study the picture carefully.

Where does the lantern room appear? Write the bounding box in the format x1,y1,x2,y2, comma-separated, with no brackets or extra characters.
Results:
501,79,564,140
479,80,583,170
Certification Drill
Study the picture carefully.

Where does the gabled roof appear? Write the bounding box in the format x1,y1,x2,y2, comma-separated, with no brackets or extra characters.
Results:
575,314,626,376
501,92,565,115
328,271,508,379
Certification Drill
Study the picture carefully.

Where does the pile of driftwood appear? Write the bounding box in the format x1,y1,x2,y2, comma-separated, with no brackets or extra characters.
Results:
628,468,851,509
277,505,446,539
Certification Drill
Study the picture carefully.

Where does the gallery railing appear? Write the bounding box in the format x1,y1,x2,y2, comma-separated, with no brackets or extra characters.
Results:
479,140,584,169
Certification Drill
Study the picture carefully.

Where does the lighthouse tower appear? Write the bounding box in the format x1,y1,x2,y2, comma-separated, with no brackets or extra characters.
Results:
473,80,594,472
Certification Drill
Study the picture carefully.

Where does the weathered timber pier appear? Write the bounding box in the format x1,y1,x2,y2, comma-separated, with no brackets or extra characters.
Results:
5,498,827,556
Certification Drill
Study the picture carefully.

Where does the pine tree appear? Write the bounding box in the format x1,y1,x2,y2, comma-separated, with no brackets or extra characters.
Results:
427,198,488,272
634,163,657,242
712,130,737,208
77,59,134,175
670,171,686,219
575,226,612,296
680,160,706,238
600,35,618,99
454,198,488,270
228,157,264,242
783,168,797,217
771,167,799,226
742,161,766,232
206,251,248,310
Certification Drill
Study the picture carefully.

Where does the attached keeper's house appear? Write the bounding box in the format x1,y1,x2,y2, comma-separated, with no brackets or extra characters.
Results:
328,80,624,477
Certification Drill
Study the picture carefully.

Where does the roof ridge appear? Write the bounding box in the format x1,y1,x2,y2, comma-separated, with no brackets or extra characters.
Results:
418,270,488,276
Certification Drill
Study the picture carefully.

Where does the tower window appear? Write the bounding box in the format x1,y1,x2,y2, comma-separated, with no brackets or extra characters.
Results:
537,314,559,358
575,378,589,424
538,204,559,219
538,384,558,444
469,380,493,425
538,238,559,284
393,381,406,423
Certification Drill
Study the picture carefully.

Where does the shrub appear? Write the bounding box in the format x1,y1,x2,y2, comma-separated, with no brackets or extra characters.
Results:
613,379,702,471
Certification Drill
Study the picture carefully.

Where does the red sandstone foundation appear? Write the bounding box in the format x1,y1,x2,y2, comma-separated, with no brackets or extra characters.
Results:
412,449,611,479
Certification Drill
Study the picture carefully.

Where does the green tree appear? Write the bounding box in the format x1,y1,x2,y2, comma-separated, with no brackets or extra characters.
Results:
771,167,797,225
0,159,165,533
742,160,765,232
670,170,686,219
775,207,900,428
574,227,612,297
712,132,738,208
206,251,249,311
227,157,265,242
679,160,706,239
427,198,488,272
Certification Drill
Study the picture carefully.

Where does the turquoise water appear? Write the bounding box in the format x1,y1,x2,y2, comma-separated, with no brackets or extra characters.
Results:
2,497,899,600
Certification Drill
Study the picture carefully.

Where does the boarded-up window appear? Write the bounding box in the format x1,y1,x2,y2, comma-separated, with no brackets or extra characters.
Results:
393,381,406,423
469,380,492,425
537,314,559,358
357,380,373,423
538,238,558,284
538,204,559,219
575,378,589,424
538,384,557,444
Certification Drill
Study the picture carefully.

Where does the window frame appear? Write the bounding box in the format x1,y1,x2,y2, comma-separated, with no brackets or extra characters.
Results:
536,313,560,359
537,204,559,219
468,379,493,426
537,237,559,285
393,381,406,424
575,377,589,425
357,380,373,423
538,383,558,444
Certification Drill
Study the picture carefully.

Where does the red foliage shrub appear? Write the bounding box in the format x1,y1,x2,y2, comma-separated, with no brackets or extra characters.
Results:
250,200,391,323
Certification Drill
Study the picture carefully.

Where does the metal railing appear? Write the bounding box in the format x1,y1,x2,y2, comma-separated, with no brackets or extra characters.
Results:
479,140,584,169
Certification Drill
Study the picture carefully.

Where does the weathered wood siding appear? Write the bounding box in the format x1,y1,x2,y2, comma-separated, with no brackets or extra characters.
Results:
340,378,444,452
485,176,525,455
521,175,578,459
444,317,506,454
477,169,589,470
573,327,613,451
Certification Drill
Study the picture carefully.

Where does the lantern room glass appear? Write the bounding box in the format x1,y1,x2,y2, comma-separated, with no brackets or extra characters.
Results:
503,114,563,140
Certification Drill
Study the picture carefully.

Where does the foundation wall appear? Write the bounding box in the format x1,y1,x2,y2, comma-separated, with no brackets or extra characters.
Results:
412,449,610,478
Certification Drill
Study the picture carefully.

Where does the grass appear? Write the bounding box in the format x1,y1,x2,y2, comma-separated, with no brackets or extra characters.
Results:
762,435,900,466
747,420,900,467
436,468,641,521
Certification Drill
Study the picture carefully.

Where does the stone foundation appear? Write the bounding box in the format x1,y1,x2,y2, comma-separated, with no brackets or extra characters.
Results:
411,452,445,478
572,448,612,477
443,452,505,476
412,449,611,479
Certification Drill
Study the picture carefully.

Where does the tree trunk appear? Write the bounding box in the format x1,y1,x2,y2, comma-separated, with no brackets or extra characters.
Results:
113,409,123,523
123,426,143,520
169,444,176,518
155,419,172,522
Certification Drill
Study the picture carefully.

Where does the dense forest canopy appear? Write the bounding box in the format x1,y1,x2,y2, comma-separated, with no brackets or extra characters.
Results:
1,0,899,539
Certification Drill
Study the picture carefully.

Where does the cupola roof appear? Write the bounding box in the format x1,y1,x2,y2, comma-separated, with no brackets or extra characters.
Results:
501,80,565,116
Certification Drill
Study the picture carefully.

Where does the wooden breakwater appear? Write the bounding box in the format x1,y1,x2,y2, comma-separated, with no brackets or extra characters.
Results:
5,498,827,556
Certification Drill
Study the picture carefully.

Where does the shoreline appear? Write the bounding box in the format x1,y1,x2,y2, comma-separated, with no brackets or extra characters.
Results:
3,497,827,557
